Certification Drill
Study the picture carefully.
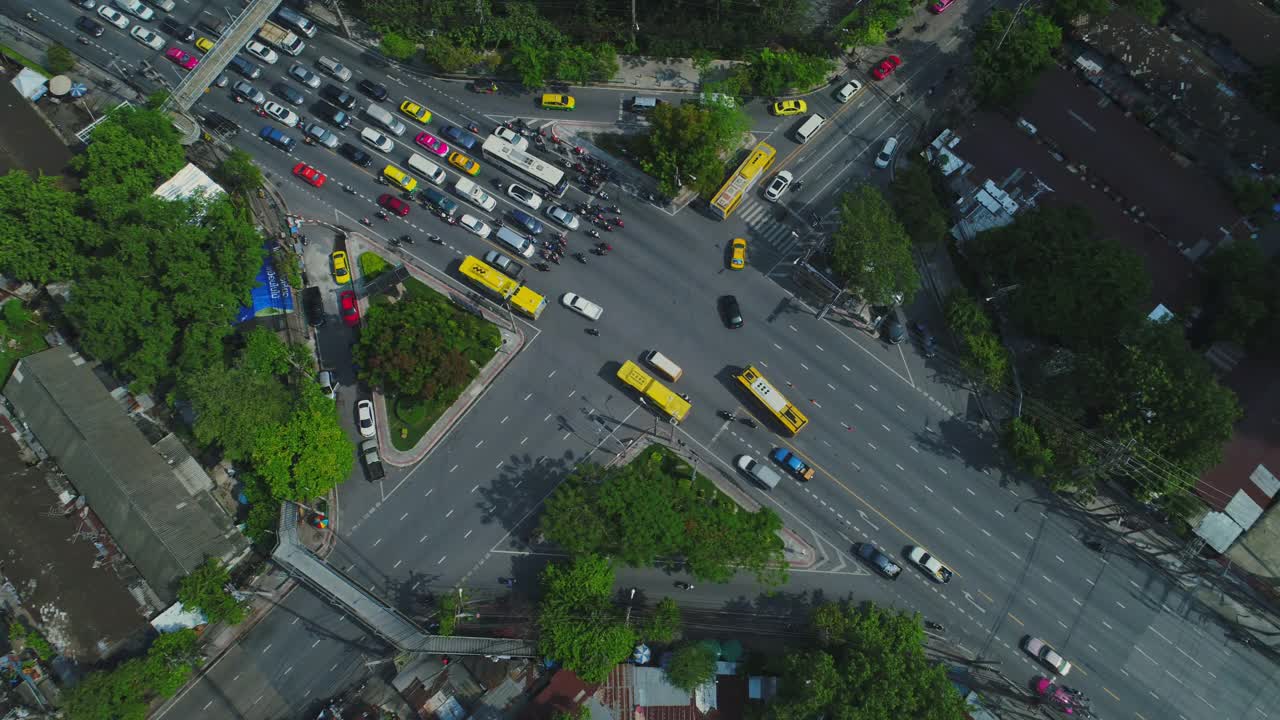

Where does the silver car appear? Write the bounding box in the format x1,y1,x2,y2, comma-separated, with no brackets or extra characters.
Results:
305,123,339,149
232,81,265,105
288,63,321,88
545,204,579,230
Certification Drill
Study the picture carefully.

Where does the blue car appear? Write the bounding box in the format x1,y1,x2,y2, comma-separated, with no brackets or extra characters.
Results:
509,209,544,236
441,125,477,150
259,126,295,152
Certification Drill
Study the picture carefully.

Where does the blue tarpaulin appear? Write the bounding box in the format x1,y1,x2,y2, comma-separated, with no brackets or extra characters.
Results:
234,245,294,323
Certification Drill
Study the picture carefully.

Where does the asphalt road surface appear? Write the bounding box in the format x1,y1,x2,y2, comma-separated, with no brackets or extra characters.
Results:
13,3,1278,719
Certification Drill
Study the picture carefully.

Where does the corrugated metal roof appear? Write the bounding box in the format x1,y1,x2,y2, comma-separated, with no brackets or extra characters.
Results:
5,347,247,601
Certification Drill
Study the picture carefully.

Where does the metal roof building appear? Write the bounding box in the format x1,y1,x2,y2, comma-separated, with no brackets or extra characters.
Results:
4,346,248,601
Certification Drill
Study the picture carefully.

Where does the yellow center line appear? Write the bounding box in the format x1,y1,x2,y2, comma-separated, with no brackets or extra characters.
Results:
1007,612,1023,626
1104,687,1121,702
979,590,994,604
780,440,962,579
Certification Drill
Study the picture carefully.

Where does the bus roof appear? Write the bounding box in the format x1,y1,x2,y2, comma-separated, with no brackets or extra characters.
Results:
711,142,775,215
459,256,518,299
739,366,788,413
509,285,546,319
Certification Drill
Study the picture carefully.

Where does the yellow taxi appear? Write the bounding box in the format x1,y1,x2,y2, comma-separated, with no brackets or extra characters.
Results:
399,99,433,124
730,238,747,270
449,152,480,175
771,99,807,116
195,37,215,53
382,164,417,192
330,251,351,284
541,93,575,111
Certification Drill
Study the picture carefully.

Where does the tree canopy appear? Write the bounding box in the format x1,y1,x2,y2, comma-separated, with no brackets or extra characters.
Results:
538,447,786,585
971,8,1063,107
829,185,920,306
968,205,1150,350
536,555,635,683
0,170,99,283
177,558,246,625
890,157,951,246
637,101,752,198
1200,238,1280,356
765,603,967,720
665,642,717,691
63,628,201,720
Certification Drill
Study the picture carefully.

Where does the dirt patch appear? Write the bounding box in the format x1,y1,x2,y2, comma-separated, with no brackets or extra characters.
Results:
0,440,149,662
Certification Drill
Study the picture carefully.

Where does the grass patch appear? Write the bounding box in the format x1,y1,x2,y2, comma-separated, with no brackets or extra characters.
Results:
0,302,51,381
357,251,390,282
386,395,448,452
0,45,51,78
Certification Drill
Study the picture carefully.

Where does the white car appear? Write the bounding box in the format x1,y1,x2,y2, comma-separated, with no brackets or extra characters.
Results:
114,0,153,20
317,371,337,400
360,127,394,153
545,205,579,230
561,292,603,321
262,101,299,128
763,170,793,202
97,5,129,29
130,26,163,50
907,546,953,584
244,40,279,65
492,126,529,151
1022,636,1072,676
507,183,542,210
356,400,376,438
288,63,321,88
835,80,863,103
460,214,491,239
875,137,898,169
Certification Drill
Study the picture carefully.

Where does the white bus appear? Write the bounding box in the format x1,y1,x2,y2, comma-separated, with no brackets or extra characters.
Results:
480,134,569,197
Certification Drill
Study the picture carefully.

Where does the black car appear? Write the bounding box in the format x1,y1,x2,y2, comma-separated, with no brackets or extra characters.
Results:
159,17,196,43
883,316,906,344
720,295,744,329
855,543,902,579
339,143,372,168
320,84,358,111
302,286,326,327
316,103,351,129
75,16,105,37
272,82,305,106
358,78,388,101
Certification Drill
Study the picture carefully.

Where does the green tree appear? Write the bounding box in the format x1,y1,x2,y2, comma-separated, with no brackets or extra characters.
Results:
1226,174,1280,216
1005,417,1054,478
829,185,920,306
1050,0,1112,24
836,0,916,48
380,31,418,61
356,294,499,401
1201,239,1280,354
943,289,992,337
46,44,76,74
421,36,483,72
510,41,556,87
250,384,355,501
537,555,635,683
552,708,590,720
969,205,1149,349
890,158,950,246
1093,320,1242,486
962,331,1010,389
665,642,717,691
214,149,263,194
766,603,967,720
639,101,751,197
1120,0,1165,24
63,629,200,720
743,48,834,96
72,106,187,222
643,597,682,643
971,8,1063,107
177,558,246,625
0,170,99,283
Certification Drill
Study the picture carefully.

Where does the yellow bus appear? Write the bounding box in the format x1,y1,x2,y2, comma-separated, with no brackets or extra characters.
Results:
735,365,808,435
710,141,776,220
457,256,546,319
617,360,691,423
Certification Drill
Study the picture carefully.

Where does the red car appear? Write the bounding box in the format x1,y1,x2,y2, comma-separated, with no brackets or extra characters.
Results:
930,0,957,12
340,291,360,327
377,194,410,216
292,163,327,188
164,47,200,70
872,55,902,80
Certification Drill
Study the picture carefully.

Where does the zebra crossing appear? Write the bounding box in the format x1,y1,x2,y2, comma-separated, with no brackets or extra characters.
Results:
735,197,806,257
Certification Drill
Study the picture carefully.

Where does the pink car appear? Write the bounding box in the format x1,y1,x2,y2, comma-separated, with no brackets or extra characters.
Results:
414,132,449,157
930,0,956,12
164,47,199,70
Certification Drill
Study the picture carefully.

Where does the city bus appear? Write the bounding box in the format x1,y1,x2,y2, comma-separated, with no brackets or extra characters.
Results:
735,364,808,435
617,360,691,423
709,141,776,220
457,256,546,319
481,134,569,197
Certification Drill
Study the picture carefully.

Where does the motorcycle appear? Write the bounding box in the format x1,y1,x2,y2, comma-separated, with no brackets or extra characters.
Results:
342,184,357,194
1083,540,1105,553
587,229,600,239
466,122,481,134
360,217,372,226
534,262,550,271
792,181,803,192
924,621,945,632
741,417,758,428
399,234,415,245
596,242,613,252
596,190,610,200
427,233,443,245
674,581,694,590
388,236,402,247
585,327,600,336
717,410,737,422
605,205,620,214
77,36,90,45
499,577,516,587
376,211,389,221
590,247,606,256
471,81,498,94
573,252,587,264
609,218,624,228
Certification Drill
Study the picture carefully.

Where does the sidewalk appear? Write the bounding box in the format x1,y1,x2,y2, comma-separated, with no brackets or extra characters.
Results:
603,435,818,570
340,231,527,467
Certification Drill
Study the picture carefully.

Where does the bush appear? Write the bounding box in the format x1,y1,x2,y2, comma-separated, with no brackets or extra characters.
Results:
46,44,76,74
177,558,247,625
380,32,418,62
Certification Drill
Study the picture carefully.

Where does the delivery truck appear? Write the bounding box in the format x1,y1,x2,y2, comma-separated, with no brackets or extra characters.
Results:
258,20,306,56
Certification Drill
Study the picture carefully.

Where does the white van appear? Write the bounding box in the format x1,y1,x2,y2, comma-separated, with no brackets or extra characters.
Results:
794,113,826,144
275,7,318,38
406,153,447,185
145,0,175,12
495,226,535,258
643,350,683,382
737,455,781,489
365,105,406,136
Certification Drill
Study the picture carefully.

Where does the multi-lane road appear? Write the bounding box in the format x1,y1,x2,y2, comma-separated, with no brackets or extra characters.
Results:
12,2,1279,719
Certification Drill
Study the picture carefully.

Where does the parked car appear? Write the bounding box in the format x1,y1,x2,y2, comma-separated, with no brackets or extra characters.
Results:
360,439,385,481
855,543,902,579
330,251,351,284
317,370,337,400
302,286,326,327
339,290,360,326
356,399,376,437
